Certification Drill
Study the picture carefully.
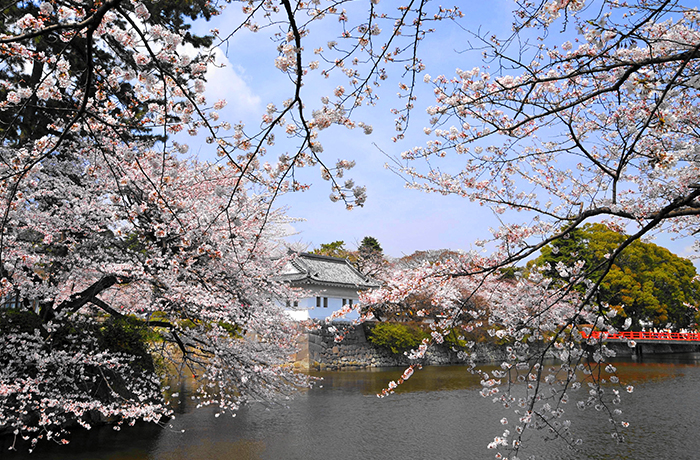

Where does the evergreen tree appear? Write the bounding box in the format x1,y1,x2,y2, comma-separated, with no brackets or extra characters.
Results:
311,240,350,258
0,0,215,146
358,236,382,254
530,224,700,330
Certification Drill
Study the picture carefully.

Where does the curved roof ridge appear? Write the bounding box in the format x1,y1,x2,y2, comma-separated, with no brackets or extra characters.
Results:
280,252,380,289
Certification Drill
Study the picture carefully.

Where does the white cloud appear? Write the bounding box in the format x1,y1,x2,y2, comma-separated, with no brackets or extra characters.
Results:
204,47,261,117
681,243,698,258
179,44,261,119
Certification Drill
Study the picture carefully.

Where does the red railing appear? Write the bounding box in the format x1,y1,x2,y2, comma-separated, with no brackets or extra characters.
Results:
580,330,700,342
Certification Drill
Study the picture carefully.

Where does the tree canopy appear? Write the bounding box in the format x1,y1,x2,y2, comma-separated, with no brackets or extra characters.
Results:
0,0,307,448
530,223,700,330
311,237,388,278
0,1,216,146
311,240,351,259
358,236,382,254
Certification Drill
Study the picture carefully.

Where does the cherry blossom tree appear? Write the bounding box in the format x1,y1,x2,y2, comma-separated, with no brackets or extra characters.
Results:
0,0,466,448
0,0,315,449
0,140,310,448
371,0,700,457
0,0,458,450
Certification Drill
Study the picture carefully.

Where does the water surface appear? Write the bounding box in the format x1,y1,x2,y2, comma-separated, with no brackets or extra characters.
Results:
6,354,700,459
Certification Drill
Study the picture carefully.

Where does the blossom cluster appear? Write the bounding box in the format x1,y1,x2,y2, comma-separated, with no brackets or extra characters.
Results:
360,247,634,457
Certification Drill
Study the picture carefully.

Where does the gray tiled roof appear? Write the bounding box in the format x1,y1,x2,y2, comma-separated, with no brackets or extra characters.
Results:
278,253,380,289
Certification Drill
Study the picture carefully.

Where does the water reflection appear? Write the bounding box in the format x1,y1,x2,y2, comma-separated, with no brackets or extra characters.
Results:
5,354,700,460
313,364,487,395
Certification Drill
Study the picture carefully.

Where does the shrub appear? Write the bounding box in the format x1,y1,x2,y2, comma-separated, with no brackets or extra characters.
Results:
367,322,428,355
0,309,42,335
439,325,513,351
443,328,468,350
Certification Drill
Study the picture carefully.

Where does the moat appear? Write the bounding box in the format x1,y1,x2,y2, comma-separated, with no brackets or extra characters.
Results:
6,354,700,460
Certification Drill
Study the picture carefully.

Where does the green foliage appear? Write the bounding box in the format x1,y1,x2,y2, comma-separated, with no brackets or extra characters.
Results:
217,320,243,338
443,328,468,350
530,223,700,329
0,311,159,404
99,316,155,373
0,309,42,335
311,241,351,258
359,236,383,254
367,322,428,355
442,326,511,350
498,266,522,280
313,237,383,258
0,310,156,373
311,237,386,277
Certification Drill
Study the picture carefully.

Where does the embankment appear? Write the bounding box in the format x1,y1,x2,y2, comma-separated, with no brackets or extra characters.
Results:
293,323,700,371
294,322,512,371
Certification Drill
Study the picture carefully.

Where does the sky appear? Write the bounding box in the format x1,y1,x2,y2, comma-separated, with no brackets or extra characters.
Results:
180,1,699,265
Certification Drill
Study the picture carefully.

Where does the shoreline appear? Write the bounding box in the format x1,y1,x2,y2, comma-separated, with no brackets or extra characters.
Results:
294,322,700,371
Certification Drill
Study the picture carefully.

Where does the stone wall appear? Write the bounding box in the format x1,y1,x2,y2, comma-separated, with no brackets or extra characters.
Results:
600,341,700,357
293,323,700,371
298,322,508,370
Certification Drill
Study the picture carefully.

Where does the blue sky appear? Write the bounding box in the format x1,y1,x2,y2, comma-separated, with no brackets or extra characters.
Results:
183,1,699,265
